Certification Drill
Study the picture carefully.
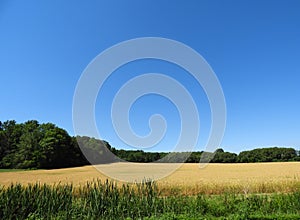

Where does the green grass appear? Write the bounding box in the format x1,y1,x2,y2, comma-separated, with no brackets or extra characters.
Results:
0,180,300,219
0,169,26,172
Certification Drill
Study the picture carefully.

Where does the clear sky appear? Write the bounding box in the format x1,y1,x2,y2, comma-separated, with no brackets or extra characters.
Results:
0,0,299,153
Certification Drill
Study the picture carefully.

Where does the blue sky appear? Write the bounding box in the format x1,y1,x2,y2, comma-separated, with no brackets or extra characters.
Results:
0,0,299,153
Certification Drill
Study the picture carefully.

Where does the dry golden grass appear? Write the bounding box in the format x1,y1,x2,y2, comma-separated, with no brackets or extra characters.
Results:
1,162,300,195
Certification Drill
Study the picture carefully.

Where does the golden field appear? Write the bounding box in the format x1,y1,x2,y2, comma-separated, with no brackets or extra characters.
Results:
1,162,300,195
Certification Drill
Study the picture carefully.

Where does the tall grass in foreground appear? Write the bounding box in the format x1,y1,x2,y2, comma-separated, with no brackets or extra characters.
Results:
1,180,300,219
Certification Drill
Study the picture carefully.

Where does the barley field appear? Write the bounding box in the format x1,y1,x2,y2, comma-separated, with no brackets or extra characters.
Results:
1,162,300,195
1,162,300,219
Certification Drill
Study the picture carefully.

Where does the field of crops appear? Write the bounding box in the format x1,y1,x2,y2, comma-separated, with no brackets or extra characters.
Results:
1,162,300,195
1,162,300,219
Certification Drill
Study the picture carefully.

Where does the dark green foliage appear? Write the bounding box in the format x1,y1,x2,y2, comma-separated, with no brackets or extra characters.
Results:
0,120,88,169
0,120,23,168
76,136,120,164
237,147,298,163
211,148,238,163
0,181,300,219
39,124,81,168
0,120,300,170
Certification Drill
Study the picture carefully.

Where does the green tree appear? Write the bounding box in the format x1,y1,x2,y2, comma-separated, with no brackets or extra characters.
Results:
39,125,74,168
0,120,23,168
10,120,41,168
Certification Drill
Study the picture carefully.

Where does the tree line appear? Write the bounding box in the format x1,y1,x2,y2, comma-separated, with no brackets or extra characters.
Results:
0,120,299,169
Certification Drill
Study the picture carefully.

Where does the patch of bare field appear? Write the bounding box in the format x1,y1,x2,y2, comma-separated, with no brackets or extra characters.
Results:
1,162,300,195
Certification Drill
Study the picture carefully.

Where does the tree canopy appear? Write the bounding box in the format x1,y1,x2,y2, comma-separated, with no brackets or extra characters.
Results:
0,120,299,169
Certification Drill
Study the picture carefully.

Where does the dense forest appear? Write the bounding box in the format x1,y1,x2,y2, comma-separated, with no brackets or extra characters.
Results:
0,120,299,169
